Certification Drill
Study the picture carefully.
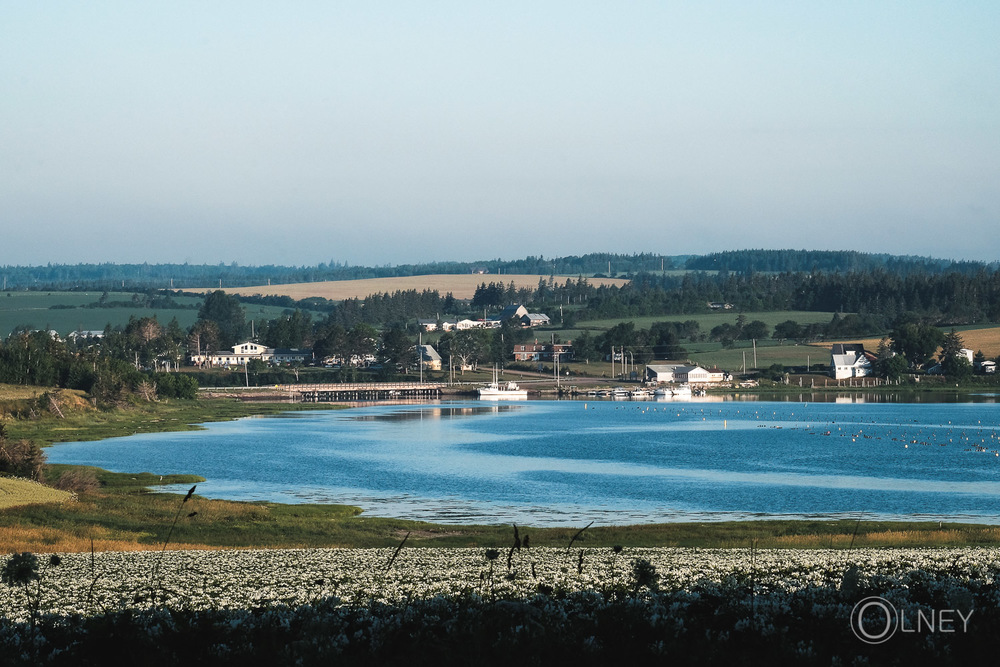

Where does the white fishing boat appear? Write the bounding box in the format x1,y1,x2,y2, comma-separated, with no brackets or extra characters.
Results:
629,388,652,399
671,383,693,397
478,367,528,400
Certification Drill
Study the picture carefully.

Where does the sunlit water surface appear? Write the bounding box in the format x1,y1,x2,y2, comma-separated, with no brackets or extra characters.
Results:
47,399,1000,526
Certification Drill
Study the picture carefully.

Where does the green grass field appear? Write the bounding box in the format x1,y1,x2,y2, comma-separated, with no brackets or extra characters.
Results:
574,310,841,332
0,291,327,337
686,341,827,371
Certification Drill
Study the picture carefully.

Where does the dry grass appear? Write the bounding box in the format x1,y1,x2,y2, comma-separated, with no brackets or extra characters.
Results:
0,385,91,408
0,477,73,509
768,527,1000,548
194,274,629,301
0,524,223,553
820,326,1000,360
0,383,52,401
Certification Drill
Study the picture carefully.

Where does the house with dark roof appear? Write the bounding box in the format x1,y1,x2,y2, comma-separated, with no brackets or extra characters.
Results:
488,304,550,328
511,342,573,362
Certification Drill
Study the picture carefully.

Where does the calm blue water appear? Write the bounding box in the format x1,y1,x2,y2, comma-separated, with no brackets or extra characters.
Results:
47,399,1000,526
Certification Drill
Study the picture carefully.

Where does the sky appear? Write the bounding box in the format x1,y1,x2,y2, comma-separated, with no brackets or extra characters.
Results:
2,1,998,267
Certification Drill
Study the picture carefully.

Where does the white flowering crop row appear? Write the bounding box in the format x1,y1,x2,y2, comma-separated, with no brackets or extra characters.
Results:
3,546,998,622
3,546,1000,665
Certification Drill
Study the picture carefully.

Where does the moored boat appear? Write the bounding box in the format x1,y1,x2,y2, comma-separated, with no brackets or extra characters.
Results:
478,367,528,400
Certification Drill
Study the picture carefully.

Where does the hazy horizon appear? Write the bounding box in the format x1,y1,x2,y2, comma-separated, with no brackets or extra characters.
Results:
3,2,997,266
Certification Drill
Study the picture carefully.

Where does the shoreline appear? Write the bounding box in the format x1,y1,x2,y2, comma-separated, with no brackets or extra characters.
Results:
7,393,1000,550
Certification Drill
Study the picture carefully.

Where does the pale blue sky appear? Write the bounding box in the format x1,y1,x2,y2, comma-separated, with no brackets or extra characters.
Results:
2,1,997,266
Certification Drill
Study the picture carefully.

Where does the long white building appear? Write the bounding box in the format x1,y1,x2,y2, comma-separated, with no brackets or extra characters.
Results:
189,341,311,367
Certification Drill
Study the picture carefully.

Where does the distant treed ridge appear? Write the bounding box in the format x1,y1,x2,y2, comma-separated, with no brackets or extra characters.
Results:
3,250,996,291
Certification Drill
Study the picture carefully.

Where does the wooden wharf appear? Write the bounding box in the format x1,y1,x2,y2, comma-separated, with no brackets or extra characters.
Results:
201,382,447,402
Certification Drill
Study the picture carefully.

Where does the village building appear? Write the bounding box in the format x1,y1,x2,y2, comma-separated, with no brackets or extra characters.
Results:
645,364,686,383
703,367,731,383
494,305,529,322
646,364,729,384
488,304,550,328
189,341,311,367
417,318,491,331
675,365,712,384
418,344,442,371
511,342,573,362
829,343,874,379
67,330,106,341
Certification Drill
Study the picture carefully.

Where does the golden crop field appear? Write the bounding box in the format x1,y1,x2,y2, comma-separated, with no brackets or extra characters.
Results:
0,476,73,509
821,326,1000,359
197,274,629,301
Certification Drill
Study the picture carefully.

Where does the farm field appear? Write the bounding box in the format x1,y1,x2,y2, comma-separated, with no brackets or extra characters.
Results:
686,341,823,371
198,274,629,301
0,476,72,509
0,545,994,618
1,545,997,665
0,291,326,338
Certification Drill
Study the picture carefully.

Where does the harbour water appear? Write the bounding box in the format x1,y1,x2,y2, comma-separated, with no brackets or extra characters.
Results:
46,397,1000,526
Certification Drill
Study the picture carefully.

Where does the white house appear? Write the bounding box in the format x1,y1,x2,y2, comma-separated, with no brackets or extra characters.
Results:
454,319,488,330
190,341,311,367
830,344,872,379
675,365,712,384
646,364,728,384
704,367,731,383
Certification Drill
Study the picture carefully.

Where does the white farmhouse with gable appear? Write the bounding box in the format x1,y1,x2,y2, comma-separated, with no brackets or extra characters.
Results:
830,343,872,379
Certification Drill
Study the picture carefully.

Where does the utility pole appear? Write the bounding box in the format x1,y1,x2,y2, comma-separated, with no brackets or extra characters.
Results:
753,339,757,369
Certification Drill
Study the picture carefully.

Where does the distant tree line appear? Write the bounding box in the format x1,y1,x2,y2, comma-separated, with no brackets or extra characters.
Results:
576,269,1000,326
5,250,996,291
685,249,995,276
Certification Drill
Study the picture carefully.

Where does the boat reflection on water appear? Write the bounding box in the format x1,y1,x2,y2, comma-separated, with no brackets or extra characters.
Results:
350,405,519,421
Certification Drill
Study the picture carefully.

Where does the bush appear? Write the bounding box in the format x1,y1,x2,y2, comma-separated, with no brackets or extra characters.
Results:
152,373,199,399
49,467,100,494
0,431,46,481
